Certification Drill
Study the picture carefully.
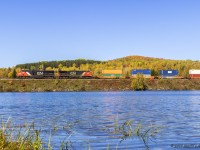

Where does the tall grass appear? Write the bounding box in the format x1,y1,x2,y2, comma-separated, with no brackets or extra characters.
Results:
112,118,161,149
0,117,83,150
0,117,44,150
0,117,161,150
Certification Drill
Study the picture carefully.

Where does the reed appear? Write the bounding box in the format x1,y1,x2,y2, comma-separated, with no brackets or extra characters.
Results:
0,117,44,150
111,119,161,149
0,117,161,150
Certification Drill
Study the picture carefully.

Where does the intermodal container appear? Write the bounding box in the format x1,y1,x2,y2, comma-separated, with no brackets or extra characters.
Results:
159,70,178,78
102,70,122,78
102,70,122,74
189,70,200,78
131,69,151,78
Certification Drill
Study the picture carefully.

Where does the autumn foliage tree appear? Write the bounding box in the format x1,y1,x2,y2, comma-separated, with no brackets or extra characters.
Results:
131,73,147,91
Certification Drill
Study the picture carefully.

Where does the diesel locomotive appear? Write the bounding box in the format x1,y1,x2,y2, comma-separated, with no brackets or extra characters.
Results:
17,70,93,79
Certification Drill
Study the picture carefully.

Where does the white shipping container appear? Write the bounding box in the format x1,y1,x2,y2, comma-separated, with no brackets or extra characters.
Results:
189,70,200,74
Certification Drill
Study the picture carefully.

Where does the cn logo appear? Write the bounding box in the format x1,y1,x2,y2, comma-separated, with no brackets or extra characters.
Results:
37,72,44,75
70,72,76,75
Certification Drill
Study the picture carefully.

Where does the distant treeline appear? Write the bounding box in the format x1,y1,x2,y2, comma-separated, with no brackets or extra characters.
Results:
16,59,102,70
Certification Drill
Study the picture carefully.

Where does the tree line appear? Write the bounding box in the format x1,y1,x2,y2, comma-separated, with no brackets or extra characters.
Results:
1,56,200,78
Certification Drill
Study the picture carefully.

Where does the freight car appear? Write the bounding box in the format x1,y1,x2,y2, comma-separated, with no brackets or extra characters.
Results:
101,70,122,78
131,69,151,78
16,69,200,79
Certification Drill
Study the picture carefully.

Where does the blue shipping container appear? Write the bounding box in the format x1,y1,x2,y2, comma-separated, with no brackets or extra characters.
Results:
131,69,151,76
159,70,178,78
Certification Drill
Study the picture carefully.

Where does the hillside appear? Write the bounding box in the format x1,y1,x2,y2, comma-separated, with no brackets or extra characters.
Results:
1,55,200,78
107,55,200,77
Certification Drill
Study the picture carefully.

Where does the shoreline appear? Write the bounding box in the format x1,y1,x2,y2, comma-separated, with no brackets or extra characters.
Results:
1,79,200,92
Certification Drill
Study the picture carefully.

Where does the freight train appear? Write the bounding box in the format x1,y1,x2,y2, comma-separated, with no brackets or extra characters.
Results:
17,70,93,79
16,69,200,79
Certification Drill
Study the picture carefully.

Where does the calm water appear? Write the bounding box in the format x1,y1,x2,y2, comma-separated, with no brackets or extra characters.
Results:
1,91,200,149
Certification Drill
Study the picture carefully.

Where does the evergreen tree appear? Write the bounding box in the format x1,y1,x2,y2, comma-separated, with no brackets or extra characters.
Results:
12,69,17,78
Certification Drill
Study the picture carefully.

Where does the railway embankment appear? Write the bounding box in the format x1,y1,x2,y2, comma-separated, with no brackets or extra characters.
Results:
0,79,200,92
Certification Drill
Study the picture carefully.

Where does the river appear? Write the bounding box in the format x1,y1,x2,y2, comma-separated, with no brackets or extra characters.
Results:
0,91,200,149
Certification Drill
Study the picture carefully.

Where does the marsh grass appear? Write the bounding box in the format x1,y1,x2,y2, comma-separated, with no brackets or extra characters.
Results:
0,116,81,150
0,117,44,150
112,117,162,150
0,117,161,150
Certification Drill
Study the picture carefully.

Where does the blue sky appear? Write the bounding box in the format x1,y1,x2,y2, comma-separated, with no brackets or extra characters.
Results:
0,0,200,67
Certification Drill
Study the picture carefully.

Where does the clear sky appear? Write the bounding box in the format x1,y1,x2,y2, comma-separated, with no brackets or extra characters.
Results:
0,0,200,67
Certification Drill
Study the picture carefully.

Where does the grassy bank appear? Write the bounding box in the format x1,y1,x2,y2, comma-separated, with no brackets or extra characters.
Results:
0,79,200,92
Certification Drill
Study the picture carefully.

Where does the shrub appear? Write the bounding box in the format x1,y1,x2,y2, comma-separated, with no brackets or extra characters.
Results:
131,73,147,91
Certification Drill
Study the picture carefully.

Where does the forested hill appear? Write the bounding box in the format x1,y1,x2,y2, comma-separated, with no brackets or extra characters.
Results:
107,55,200,77
16,59,102,70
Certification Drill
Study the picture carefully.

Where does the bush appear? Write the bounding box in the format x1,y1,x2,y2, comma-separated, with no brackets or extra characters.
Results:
131,73,147,91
